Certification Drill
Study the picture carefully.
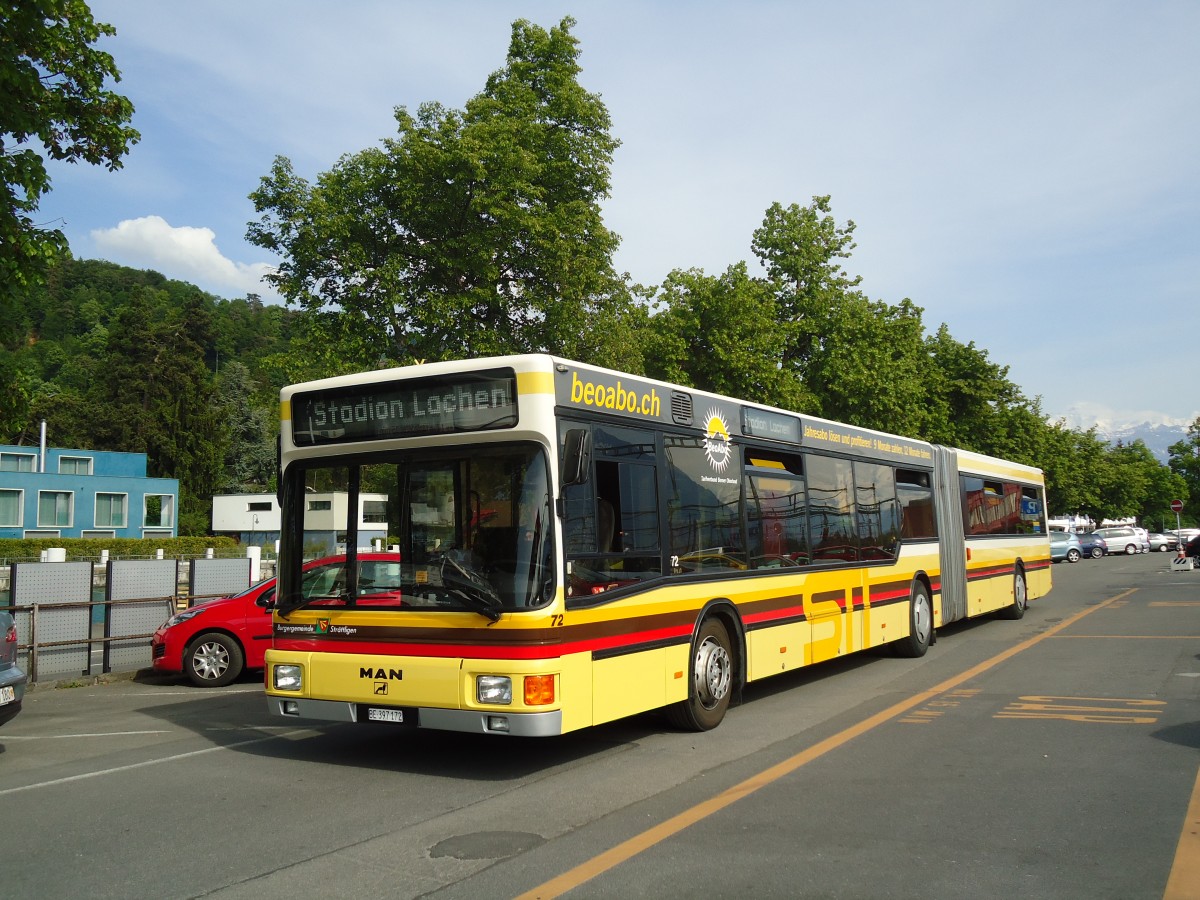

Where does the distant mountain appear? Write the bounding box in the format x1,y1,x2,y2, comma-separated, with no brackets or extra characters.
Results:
1097,421,1190,464
1054,407,1196,463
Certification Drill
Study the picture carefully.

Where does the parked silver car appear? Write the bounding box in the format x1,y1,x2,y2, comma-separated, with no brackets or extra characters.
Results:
1,609,27,727
1147,533,1178,552
1093,526,1148,555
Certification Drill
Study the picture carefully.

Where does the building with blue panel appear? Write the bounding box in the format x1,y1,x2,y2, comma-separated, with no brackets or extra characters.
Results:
0,444,179,539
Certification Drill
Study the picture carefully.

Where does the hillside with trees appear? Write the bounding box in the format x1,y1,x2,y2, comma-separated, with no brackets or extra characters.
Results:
3,14,1195,535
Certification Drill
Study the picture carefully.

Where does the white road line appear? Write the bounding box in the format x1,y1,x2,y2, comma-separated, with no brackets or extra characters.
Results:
2,730,172,740
0,729,306,797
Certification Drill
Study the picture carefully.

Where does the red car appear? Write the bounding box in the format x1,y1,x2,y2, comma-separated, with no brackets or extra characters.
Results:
151,553,402,687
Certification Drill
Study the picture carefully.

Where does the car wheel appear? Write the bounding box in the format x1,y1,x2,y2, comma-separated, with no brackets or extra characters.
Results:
666,618,733,731
1123,544,1137,555
1067,548,1081,563
185,632,244,687
1090,547,1103,559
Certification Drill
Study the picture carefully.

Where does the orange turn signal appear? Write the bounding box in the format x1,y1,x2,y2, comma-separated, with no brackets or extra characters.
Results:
524,674,555,706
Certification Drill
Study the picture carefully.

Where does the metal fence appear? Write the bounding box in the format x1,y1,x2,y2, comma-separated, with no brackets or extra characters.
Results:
3,555,273,683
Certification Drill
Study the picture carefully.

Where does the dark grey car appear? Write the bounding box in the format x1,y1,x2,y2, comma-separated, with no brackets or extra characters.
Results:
1,609,27,727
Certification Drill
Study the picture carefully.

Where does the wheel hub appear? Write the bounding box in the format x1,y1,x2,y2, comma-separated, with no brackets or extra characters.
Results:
694,636,731,709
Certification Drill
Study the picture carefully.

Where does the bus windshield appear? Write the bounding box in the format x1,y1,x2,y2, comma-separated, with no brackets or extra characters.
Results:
278,444,553,617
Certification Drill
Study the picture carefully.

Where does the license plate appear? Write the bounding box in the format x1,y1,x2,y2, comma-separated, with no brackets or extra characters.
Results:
367,707,403,723
0,686,14,705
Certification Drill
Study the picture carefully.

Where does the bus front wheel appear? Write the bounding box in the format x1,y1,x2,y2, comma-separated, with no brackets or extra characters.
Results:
892,582,932,658
667,617,733,731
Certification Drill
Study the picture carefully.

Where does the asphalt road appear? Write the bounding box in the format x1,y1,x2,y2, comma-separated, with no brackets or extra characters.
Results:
2,551,1198,900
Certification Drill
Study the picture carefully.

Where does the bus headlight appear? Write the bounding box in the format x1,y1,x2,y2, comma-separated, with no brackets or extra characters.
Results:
273,664,303,691
477,675,512,705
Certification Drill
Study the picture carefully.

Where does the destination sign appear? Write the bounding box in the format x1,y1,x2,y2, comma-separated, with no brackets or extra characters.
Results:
291,368,518,446
741,407,801,443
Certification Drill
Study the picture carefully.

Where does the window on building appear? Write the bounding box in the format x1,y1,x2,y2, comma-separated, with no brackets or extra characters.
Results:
144,494,175,528
38,491,73,527
308,500,332,511
58,456,92,475
362,499,388,523
0,452,35,472
0,489,22,527
247,501,273,512
96,493,127,528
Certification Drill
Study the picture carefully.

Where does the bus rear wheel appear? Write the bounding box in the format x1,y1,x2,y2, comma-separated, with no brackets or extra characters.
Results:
667,618,733,731
892,582,932,658
998,568,1027,620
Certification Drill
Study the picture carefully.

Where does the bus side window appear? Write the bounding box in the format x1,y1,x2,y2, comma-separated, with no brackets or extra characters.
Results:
897,469,936,540
561,424,663,605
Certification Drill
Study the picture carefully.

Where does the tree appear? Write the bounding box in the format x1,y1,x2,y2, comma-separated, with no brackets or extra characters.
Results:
641,263,811,409
214,361,275,493
88,287,223,534
751,196,861,381
1168,417,1200,527
248,17,635,366
1,0,139,304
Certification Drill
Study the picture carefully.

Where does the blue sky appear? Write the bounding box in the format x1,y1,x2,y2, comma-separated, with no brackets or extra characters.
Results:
38,1,1200,429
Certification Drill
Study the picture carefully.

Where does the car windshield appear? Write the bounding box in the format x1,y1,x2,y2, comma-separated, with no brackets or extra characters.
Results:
277,444,553,618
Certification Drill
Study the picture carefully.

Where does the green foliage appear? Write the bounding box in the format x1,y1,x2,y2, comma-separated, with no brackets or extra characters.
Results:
2,257,297,534
2,16,1185,539
642,264,812,409
248,17,637,365
0,0,139,303
214,361,275,493
0,535,240,561
1167,418,1200,526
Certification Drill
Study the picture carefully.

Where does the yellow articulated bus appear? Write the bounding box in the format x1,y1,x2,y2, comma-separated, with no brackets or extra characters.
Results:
265,355,1051,736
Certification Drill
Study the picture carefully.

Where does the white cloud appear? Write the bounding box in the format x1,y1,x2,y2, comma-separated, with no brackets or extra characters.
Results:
91,216,279,300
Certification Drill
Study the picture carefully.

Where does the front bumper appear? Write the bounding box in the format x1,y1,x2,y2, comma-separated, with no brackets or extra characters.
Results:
267,696,563,736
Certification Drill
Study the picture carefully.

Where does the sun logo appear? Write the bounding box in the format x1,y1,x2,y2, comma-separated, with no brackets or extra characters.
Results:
703,409,732,472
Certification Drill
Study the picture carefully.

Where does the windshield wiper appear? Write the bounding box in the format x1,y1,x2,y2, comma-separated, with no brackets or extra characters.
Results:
440,556,503,623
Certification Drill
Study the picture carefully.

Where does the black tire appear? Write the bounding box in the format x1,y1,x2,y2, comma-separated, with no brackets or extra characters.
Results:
893,581,933,658
185,632,244,687
666,618,733,731
1067,548,1081,563
998,568,1028,620
1090,547,1103,559
1124,544,1137,555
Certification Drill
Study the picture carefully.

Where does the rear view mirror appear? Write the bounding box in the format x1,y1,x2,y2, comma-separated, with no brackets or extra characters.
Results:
561,428,592,486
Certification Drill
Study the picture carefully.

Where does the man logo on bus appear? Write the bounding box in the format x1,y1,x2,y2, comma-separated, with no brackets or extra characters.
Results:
704,410,732,473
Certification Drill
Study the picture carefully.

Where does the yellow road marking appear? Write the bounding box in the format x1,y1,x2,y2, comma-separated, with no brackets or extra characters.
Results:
516,589,1139,899
1052,635,1200,639
1165,764,1200,900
